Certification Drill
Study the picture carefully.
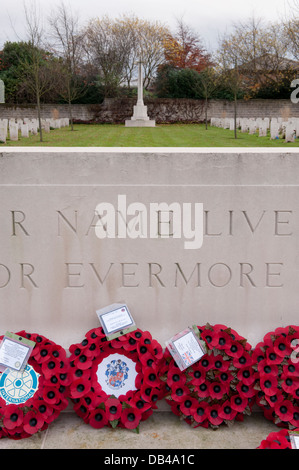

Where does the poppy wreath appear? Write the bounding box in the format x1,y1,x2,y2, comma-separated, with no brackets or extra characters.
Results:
68,326,164,432
253,325,299,429
0,331,70,440
160,323,257,429
257,428,299,449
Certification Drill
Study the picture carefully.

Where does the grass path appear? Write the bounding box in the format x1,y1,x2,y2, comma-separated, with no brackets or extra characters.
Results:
1,123,299,147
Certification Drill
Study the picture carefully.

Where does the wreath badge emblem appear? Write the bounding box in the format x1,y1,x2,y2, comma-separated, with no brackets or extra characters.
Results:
105,359,129,391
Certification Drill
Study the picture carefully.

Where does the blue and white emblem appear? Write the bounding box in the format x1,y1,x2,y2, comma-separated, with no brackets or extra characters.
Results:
0,364,40,404
96,353,138,398
105,359,129,391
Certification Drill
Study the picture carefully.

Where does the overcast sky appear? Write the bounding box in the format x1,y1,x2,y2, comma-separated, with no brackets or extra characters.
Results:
0,0,295,51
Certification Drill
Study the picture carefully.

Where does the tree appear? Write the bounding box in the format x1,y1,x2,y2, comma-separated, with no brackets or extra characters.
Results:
217,17,297,100
198,66,220,130
48,1,87,130
21,1,59,141
217,35,245,139
284,0,299,60
84,16,131,98
163,18,211,72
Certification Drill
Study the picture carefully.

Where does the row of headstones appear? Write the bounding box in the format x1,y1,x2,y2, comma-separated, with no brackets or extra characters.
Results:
210,117,299,142
0,117,70,143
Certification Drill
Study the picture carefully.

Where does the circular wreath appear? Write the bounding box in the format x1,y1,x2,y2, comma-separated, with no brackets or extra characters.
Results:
0,331,70,440
257,428,299,449
68,326,164,432
160,323,257,429
253,325,299,429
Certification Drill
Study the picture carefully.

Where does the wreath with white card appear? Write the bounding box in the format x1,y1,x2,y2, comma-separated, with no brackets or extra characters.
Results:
160,323,258,429
0,331,70,439
68,326,165,432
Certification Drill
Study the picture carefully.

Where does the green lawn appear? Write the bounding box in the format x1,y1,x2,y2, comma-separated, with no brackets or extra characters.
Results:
1,123,299,147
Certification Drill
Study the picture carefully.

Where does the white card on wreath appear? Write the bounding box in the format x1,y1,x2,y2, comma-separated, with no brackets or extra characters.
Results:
96,303,136,339
289,431,299,449
166,327,207,371
0,333,35,372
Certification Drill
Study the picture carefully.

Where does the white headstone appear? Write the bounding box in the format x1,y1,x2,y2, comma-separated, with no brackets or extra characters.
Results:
21,123,29,138
0,123,6,143
9,122,18,141
285,123,296,142
270,121,280,140
258,122,267,137
0,80,5,103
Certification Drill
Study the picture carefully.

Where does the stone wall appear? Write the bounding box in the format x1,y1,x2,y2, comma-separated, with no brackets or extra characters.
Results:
0,98,298,124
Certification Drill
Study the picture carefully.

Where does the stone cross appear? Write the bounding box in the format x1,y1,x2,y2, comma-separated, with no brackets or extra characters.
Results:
125,56,155,127
0,80,4,104
137,58,144,106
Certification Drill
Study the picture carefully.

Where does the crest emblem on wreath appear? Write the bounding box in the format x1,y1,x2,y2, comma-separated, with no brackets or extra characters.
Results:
105,359,129,391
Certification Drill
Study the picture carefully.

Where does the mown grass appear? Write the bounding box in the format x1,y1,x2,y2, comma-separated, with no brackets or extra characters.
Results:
1,123,299,147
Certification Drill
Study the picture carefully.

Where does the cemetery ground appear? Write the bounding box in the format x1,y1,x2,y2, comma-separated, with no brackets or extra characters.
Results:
1,123,299,147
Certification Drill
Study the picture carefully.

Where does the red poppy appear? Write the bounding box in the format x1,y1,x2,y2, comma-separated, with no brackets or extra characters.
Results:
120,407,142,430
281,374,299,395
273,336,293,357
105,398,122,421
194,381,210,399
210,330,232,350
70,377,90,399
207,404,223,426
188,364,206,386
199,354,215,371
251,342,266,365
264,392,284,408
73,353,93,370
233,351,253,369
33,401,53,421
129,392,152,413
257,359,279,378
170,384,190,403
3,405,23,430
89,408,109,429
275,400,294,422
237,367,256,386
219,401,238,421
290,407,299,428
23,411,44,435
227,341,244,358
265,346,283,365
231,395,248,413
213,354,229,372
199,327,214,347
73,400,90,420
139,351,156,367
208,381,227,400
41,357,61,380
191,400,209,424
260,374,279,396
166,368,186,388
217,370,234,386
283,362,299,377
236,381,256,399
258,429,291,449
180,397,198,416
43,386,61,405
143,365,161,388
